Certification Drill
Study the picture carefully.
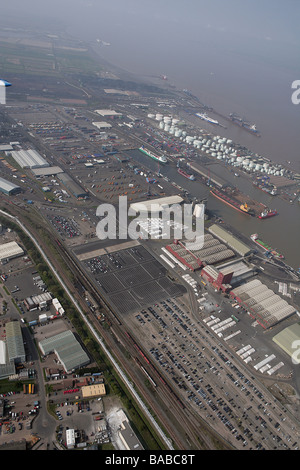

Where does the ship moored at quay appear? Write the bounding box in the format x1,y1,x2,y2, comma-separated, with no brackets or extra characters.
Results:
250,233,284,259
139,146,168,164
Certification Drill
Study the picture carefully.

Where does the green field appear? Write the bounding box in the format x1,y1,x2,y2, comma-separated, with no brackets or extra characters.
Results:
0,40,103,77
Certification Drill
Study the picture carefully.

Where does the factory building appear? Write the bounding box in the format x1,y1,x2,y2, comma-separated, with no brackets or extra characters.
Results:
217,260,255,286
0,241,24,263
230,279,296,329
39,330,90,373
0,176,21,196
10,149,49,169
201,265,233,292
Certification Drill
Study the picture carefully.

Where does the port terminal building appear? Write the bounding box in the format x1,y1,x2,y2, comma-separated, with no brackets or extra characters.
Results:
208,224,252,257
165,234,235,271
230,279,296,329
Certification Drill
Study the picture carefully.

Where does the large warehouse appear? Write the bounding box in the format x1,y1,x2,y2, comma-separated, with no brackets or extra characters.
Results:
58,173,88,199
0,241,24,263
11,148,49,169
0,176,21,196
166,234,235,271
208,224,252,257
39,330,90,373
6,321,26,364
230,279,296,329
272,323,300,364
129,195,184,214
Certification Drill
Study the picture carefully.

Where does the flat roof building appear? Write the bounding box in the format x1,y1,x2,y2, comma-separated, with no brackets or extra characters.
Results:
92,121,112,129
118,420,143,450
31,166,64,177
81,383,106,398
95,109,123,118
0,176,21,196
57,173,88,199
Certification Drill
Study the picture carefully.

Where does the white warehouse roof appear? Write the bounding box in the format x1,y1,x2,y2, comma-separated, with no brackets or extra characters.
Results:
95,109,122,117
130,195,183,213
11,149,49,169
0,176,21,195
0,241,24,261
92,121,112,129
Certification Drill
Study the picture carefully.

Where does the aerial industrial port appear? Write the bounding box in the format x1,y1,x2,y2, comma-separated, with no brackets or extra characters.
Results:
0,26,300,453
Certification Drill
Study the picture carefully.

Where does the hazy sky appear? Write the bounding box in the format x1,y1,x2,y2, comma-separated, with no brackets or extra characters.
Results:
2,0,299,43
1,0,300,167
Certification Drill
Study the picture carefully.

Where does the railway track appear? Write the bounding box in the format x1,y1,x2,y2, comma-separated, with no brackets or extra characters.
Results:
1,203,232,449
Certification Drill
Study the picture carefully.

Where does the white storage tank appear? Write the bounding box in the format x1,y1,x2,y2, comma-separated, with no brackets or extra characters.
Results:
156,114,163,121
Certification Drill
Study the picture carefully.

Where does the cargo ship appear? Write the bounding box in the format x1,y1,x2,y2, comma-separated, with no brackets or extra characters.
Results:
250,233,284,259
139,146,168,164
195,112,219,125
229,113,260,136
177,168,195,181
258,209,278,219
210,188,254,215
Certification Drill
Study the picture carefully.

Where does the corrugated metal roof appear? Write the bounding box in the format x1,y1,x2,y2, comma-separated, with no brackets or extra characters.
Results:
11,149,49,169
0,241,24,261
209,224,251,256
0,176,20,194
232,279,295,328
6,321,26,362
39,330,89,372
